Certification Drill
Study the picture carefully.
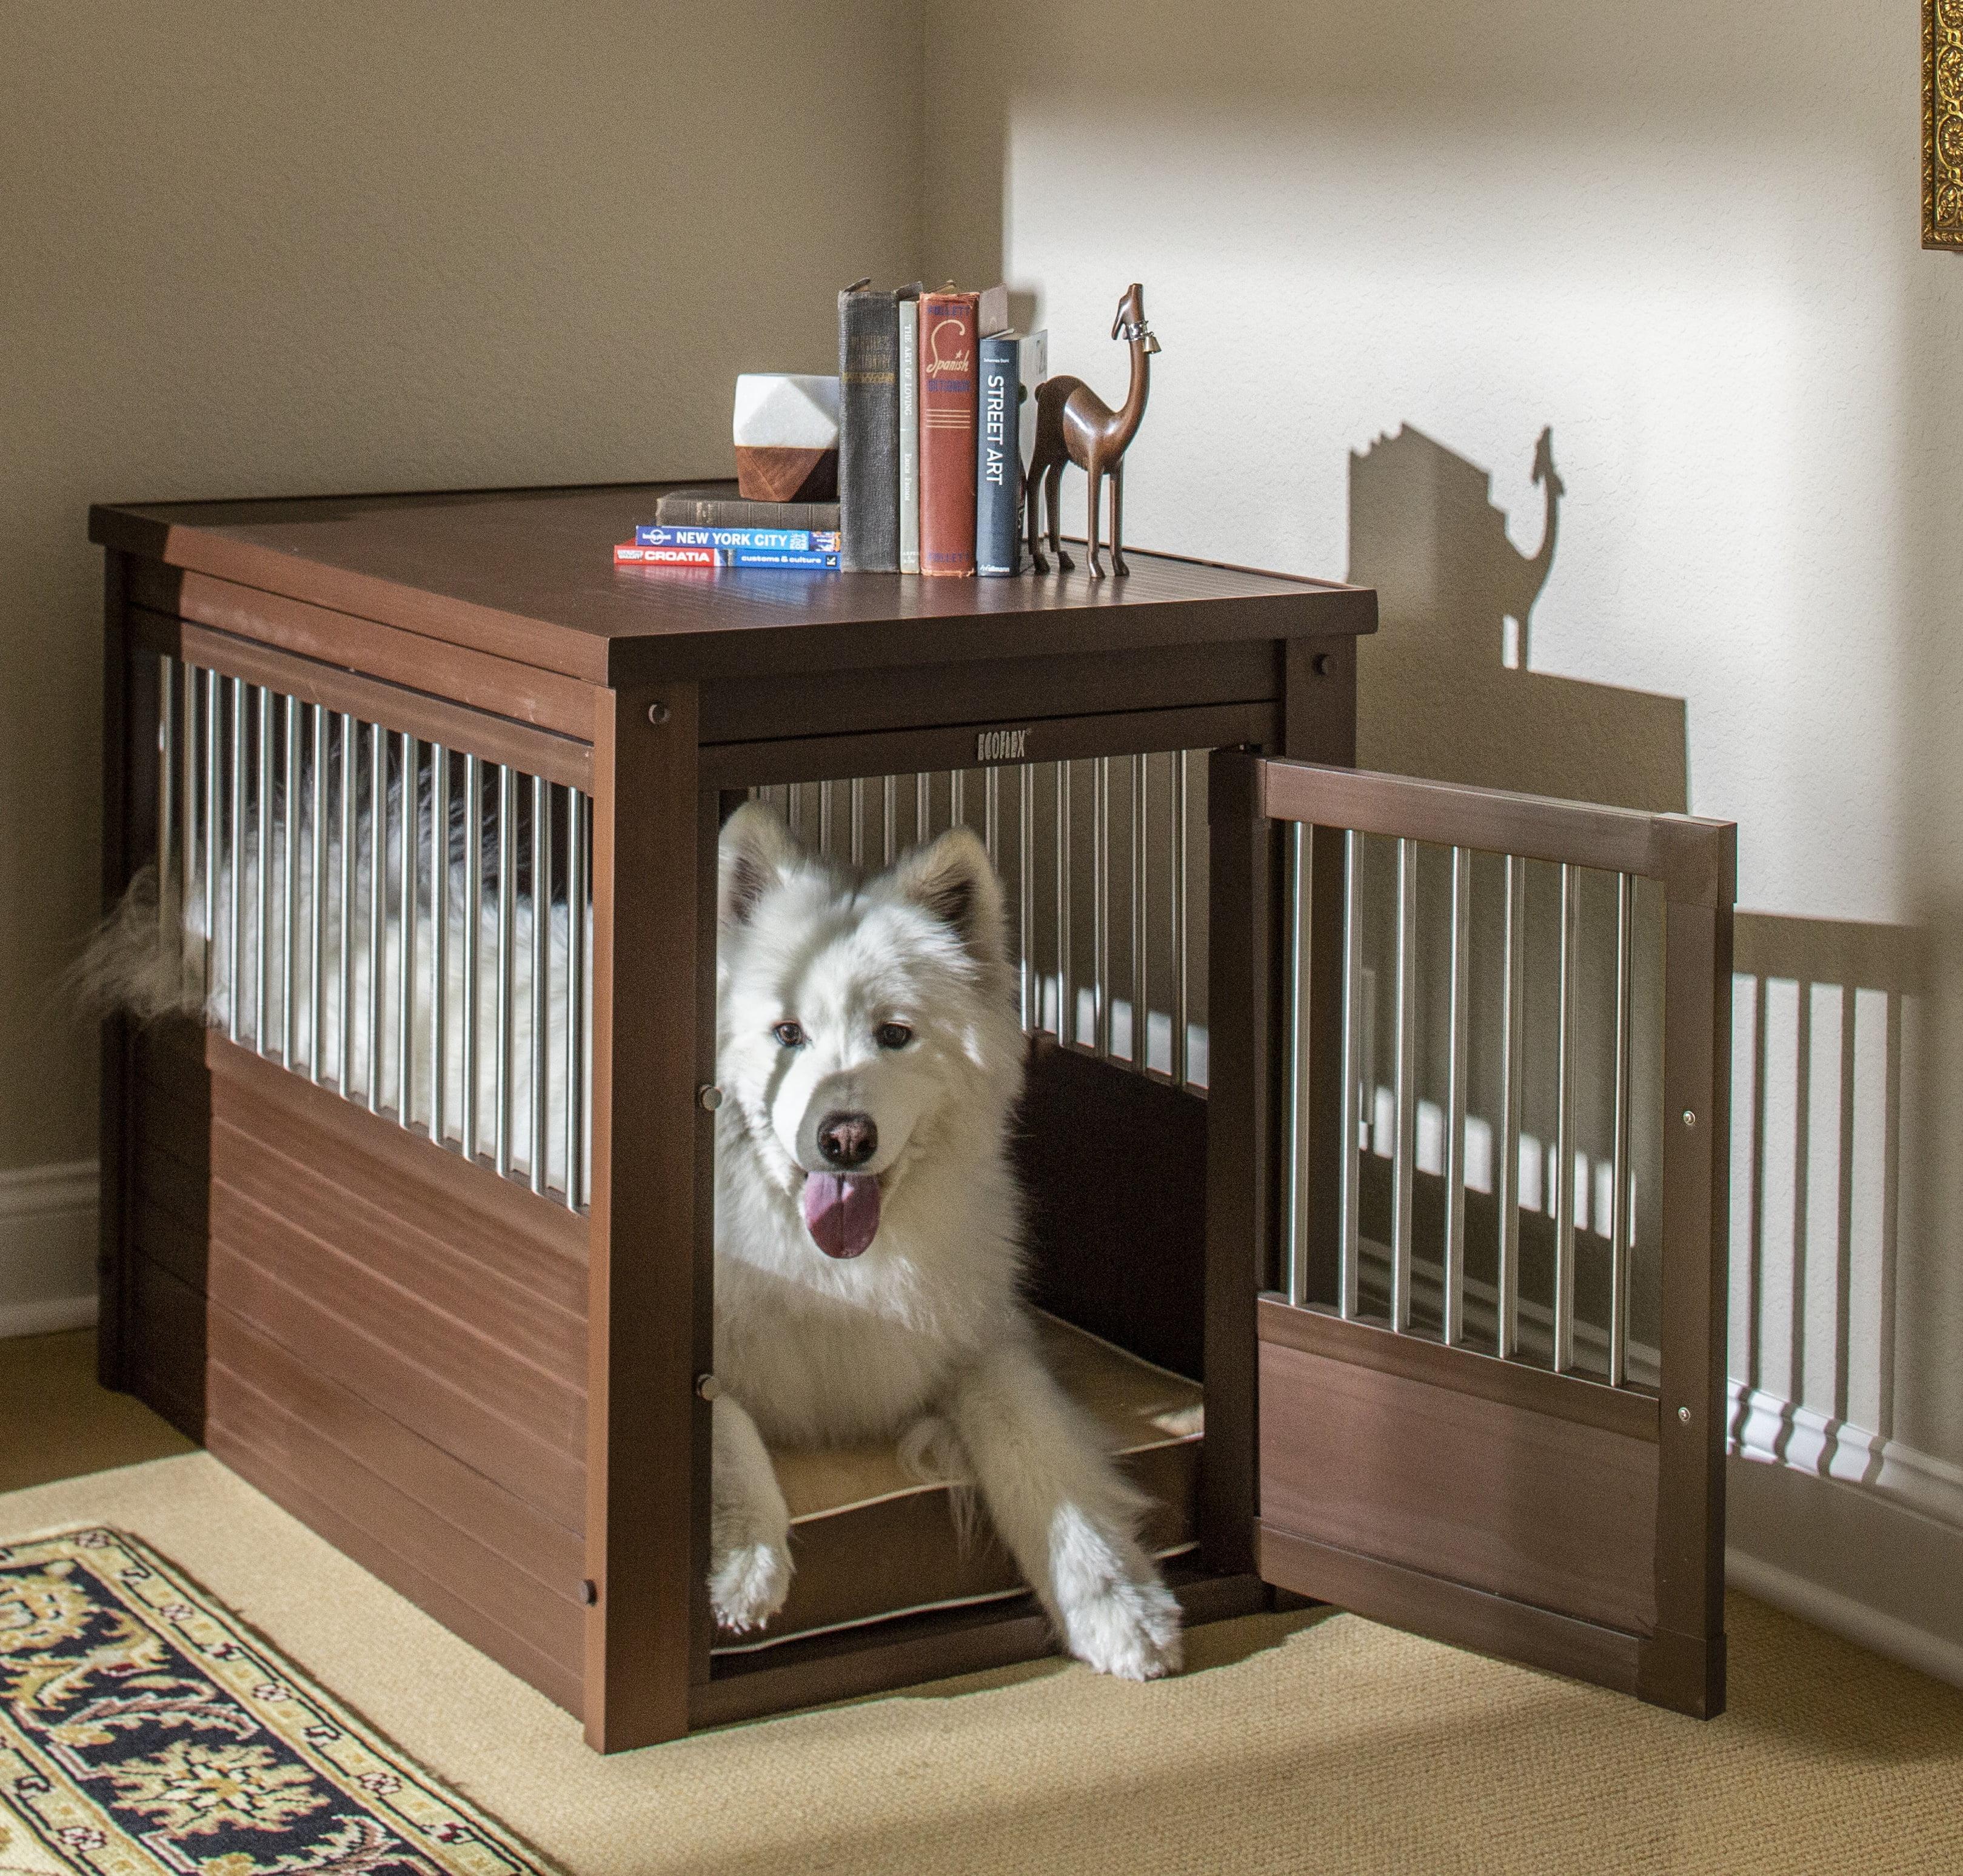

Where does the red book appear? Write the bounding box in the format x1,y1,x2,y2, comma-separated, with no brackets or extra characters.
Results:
918,290,980,576
615,542,714,565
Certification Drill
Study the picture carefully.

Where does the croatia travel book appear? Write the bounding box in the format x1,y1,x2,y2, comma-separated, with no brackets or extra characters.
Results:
614,543,840,569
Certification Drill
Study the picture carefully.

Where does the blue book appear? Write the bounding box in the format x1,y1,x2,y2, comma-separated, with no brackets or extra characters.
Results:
634,524,841,552
975,333,1022,577
724,548,840,568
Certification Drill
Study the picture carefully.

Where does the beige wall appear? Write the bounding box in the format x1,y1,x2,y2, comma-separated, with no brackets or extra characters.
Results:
0,0,922,1169
924,0,1963,1663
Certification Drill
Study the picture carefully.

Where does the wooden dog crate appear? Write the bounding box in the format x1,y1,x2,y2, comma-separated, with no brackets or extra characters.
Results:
90,484,1734,1750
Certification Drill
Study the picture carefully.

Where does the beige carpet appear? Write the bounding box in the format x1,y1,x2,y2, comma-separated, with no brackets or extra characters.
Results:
0,1327,194,1492
2,1450,1959,1876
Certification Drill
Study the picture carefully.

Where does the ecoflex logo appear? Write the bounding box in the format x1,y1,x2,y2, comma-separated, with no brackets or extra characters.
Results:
975,728,1029,763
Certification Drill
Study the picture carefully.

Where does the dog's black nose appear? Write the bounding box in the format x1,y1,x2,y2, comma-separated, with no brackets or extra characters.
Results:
817,1111,878,1168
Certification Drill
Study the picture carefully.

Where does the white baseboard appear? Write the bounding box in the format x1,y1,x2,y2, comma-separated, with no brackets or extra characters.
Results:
1726,1541,1963,1690
0,1161,99,1339
1725,1381,1963,1691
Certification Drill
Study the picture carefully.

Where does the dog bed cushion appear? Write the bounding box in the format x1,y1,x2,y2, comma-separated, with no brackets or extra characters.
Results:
712,1312,1204,1652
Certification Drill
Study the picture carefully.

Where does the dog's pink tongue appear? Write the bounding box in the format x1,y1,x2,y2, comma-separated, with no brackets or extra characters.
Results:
802,1172,881,1258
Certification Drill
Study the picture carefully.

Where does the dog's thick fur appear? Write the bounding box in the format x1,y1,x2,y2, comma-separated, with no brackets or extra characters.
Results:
711,805,1180,1677
82,792,1183,1680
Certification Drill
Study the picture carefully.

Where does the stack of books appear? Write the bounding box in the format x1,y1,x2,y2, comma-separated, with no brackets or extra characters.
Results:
612,278,1046,577
612,524,840,569
841,281,1046,577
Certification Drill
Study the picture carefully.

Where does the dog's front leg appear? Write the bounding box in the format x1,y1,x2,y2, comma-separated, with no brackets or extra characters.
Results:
948,1340,1183,1680
708,1392,793,1634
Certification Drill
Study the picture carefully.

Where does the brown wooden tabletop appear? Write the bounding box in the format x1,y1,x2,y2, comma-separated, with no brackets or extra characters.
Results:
90,482,1376,688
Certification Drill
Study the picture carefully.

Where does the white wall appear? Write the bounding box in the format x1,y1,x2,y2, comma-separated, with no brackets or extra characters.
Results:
924,0,1963,1676
0,0,922,1178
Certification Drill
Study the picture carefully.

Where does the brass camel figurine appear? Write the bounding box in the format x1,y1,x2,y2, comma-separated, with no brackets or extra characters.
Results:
1026,283,1160,578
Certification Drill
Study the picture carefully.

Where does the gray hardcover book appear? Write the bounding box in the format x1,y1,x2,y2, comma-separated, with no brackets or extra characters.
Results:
837,280,920,572
1015,330,1048,471
898,299,920,574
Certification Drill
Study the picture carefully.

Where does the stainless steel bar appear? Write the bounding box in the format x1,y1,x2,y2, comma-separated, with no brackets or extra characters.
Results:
338,713,356,1091
227,678,247,1045
1172,752,1189,1087
1130,753,1146,1068
818,779,834,855
179,660,199,1000
157,656,176,959
985,765,1000,863
495,764,517,1178
1390,836,1417,1332
1337,828,1363,1317
529,772,549,1192
1092,756,1111,1058
430,745,450,1144
1609,870,1636,1386
1443,845,1472,1345
951,768,966,829
202,669,220,1007
256,685,274,1053
1056,761,1074,1044
366,721,384,1112
916,771,931,842
1497,854,1525,1356
461,752,481,1161
310,705,327,1079
565,788,587,1208
283,694,300,1067
1018,764,1034,1031
883,775,897,865
1553,862,1580,1371
397,733,417,1124
1285,822,1313,1306
849,777,864,866
787,782,803,841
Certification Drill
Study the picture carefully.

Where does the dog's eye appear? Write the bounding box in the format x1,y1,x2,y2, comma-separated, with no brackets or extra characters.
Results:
772,1022,805,1048
875,1022,913,1051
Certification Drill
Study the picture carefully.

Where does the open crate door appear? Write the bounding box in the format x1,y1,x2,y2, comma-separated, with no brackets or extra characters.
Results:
1207,752,1734,1717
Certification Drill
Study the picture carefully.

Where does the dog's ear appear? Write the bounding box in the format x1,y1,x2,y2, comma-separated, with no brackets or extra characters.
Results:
893,826,1006,965
719,802,800,929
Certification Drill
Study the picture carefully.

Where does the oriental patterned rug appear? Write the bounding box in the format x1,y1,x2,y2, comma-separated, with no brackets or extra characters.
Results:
0,1527,552,1876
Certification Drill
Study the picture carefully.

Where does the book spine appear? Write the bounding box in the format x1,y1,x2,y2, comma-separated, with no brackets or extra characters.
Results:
975,333,1021,577
654,494,841,529
616,543,840,568
897,300,920,575
838,286,901,572
635,525,840,551
918,292,980,577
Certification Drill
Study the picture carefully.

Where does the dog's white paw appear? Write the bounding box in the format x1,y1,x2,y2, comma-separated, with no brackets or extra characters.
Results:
709,1539,792,1633
1060,1570,1185,1681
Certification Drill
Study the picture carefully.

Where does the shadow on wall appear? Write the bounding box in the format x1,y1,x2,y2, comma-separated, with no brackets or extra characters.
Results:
1349,423,1686,812
1728,912,1927,1495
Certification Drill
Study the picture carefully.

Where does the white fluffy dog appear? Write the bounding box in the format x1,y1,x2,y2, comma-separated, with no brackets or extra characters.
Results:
709,803,1182,1679
81,787,1183,1680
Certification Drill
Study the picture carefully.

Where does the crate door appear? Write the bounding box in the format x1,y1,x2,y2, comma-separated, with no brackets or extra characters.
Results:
1217,753,1734,1717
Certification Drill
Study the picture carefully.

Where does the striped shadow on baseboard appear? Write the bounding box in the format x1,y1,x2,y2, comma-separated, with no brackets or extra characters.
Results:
0,1159,98,1338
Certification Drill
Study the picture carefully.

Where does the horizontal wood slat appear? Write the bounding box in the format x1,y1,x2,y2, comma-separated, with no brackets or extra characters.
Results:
208,1039,586,1301
208,1415,582,1713
1257,1525,1643,1695
700,700,1279,791
1256,757,1736,907
129,607,592,791
125,1253,206,1440
1259,1338,1659,1634
127,560,601,735
209,1339,583,1660
1257,1298,1659,1442
207,1237,584,1529
210,1115,585,1388
698,640,1280,748
209,1166,584,1450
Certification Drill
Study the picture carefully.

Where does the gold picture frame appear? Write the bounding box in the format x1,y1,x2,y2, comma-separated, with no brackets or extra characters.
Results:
1928,0,1963,248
